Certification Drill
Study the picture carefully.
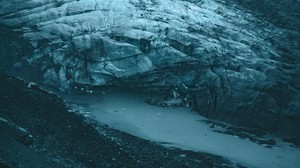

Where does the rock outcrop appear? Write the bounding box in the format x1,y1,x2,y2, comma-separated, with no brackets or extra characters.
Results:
0,0,299,138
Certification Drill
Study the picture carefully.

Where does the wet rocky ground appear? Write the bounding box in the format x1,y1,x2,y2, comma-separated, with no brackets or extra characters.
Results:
200,120,276,148
0,71,244,168
200,119,300,149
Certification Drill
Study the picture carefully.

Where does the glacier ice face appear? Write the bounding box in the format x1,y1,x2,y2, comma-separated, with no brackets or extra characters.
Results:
0,0,280,87
1,0,299,135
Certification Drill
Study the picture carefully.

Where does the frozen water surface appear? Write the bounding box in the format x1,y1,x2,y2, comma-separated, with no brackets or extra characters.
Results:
61,88,300,168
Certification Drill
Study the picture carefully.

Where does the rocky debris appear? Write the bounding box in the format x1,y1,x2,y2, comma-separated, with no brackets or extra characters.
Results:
0,117,33,146
283,137,300,148
201,119,280,148
0,72,242,167
201,119,228,129
258,139,276,146
145,97,164,106
146,96,185,107
146,91,186,107
0,162,10,168
145,82,193,107
221,128,277,148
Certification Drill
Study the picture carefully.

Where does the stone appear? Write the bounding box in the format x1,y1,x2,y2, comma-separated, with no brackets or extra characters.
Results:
0,117,33,146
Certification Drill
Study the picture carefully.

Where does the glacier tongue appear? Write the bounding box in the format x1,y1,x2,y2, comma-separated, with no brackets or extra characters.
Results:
0,0,282,88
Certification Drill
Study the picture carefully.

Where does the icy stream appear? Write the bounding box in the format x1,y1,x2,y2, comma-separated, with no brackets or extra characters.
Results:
60,88,300,168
